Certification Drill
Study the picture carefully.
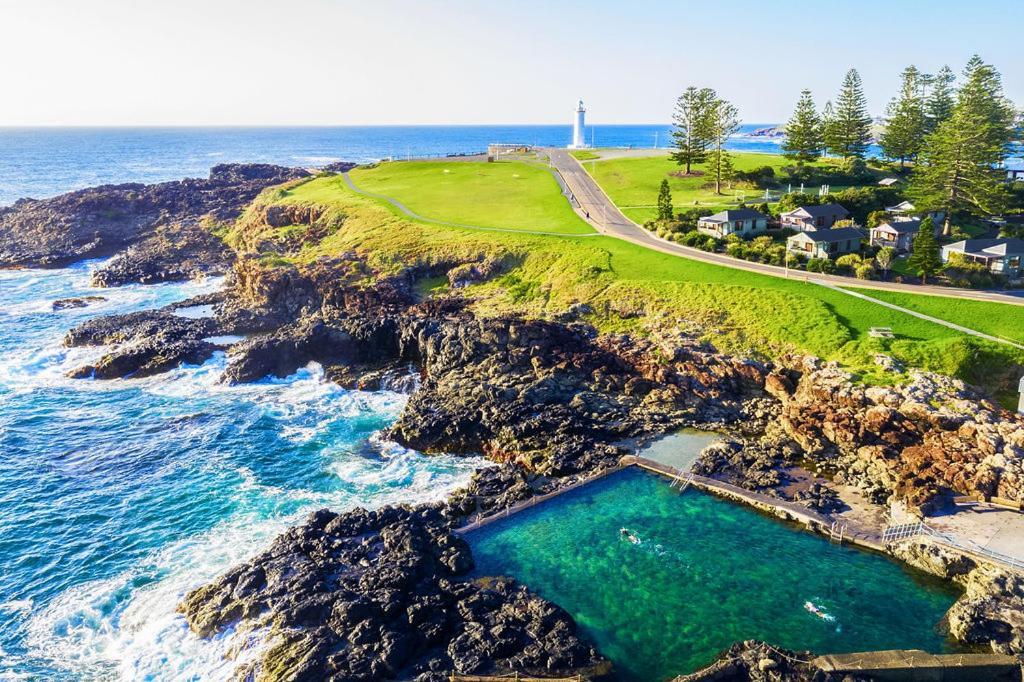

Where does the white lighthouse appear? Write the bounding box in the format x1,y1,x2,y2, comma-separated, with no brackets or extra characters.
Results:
570,99,587,149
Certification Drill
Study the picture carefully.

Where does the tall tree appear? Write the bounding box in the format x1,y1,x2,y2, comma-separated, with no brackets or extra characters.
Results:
881,66,927,168
909,56,1016,235
781,89,823,163
925,65,956,132
820,100,836,157
825,69,873,159
907,217,942,282
657,179,674,221
705,98,741,194
670,87,716,174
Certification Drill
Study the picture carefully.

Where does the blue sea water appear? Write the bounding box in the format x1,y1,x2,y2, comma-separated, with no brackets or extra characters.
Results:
0,261,484,679
0,124,795,206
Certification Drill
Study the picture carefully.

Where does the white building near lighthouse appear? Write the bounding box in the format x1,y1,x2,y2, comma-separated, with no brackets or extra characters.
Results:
569,99,587,148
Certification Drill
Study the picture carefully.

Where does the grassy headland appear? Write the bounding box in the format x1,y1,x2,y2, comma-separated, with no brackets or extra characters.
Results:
348,160,595,235
228,168,1024,402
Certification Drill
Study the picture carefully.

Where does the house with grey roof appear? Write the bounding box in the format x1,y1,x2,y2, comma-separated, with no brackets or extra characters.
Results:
779,203,850,232
942,238,1024,277
696,208,768,238
870,218,925,253
786,227,864,259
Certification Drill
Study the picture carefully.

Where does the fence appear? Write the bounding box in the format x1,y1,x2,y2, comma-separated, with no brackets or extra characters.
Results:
883,521,1024,571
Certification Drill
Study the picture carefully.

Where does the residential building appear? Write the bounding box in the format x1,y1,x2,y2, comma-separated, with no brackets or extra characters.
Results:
786,227,864,259
696,208,769,238
779,203,850,231
884,200,944,223
870,219,923,252
941,238,1024,277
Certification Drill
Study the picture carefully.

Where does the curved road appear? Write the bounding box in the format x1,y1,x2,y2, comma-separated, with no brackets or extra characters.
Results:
544,148,1024,307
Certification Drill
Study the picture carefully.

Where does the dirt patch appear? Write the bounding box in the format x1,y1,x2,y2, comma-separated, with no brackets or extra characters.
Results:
669,170,704,178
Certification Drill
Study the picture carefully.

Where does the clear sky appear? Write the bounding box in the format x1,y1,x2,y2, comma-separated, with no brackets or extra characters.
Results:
1,0,1021,126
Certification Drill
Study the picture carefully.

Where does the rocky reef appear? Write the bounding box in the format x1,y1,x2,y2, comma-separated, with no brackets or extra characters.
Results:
0,163,308,283
178,505,606,681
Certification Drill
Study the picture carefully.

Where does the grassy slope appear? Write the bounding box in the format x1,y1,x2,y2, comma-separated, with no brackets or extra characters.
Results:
849,288,1024,344
347,160,595,235
232,173,1024,401
584,152,879,223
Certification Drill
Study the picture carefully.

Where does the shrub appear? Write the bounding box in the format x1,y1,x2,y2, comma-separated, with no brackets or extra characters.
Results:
806,258,824,273
680,230,706,247
726,242,747,259
855,263,876,280
835,253,863,273
867,210,891,228
819,259,837,274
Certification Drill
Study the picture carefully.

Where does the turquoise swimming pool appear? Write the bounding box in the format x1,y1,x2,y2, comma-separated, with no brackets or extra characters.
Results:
469,468,961,681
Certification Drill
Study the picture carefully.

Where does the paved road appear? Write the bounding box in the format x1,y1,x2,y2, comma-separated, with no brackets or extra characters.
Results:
544,147,1024,308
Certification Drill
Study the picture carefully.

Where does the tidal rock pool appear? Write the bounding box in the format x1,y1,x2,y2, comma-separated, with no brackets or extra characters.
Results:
469,468,961,681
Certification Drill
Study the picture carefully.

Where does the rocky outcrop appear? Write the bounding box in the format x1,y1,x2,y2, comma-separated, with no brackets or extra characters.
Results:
763,360,1024,514
674,640,830,682
52,295,106,310
0,164,308,279
63,310,220,379
890,540,1024,656
178,505,607,681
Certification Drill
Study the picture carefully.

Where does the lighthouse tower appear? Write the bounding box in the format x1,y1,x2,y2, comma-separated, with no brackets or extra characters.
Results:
570,99,586,148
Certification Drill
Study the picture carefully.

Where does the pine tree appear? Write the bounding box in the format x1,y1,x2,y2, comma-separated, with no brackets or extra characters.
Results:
657,179,674,221
826,69,873,159
705,98,740,194
781,89,823,163
880,66,926,168
907,217,942,282
820,100,836,157
909,56,1016,235
925,65,956,132
671,87,716,174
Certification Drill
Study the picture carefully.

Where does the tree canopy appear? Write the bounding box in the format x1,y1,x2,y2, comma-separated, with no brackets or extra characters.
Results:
781,89,823,163
824,69,873,159
670,87,716,174
908,56,1016,234
880,66,926,167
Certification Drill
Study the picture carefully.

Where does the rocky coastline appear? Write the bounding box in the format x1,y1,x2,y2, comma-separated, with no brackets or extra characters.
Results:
21,168,1024,679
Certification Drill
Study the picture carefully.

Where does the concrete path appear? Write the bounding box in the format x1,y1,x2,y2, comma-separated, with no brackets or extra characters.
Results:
341,172,600,239
544,147,1024,308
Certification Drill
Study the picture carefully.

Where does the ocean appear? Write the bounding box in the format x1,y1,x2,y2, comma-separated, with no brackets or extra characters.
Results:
0,124,796,206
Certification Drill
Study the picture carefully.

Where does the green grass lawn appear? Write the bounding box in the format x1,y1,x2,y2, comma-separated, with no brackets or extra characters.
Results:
850,288,1024,345
347,160,595,235
569,150,601,161
233,173,1024,402
581,152,880,224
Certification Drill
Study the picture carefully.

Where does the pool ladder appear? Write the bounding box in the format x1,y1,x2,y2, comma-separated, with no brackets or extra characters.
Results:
671,471,694,493
829,520,847,544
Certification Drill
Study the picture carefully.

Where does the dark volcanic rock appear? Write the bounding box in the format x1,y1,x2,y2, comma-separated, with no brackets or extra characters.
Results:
52,295,107,310
64,310,219,379
0,163,308,278
90,222,234,286
178,506,607,681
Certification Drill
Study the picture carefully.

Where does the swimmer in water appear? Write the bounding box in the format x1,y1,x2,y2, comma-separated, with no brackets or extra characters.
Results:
619,527,641,544
804,600,836,623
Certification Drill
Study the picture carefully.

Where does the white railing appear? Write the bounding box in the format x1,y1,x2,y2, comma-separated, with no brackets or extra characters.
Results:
883,521,1024,571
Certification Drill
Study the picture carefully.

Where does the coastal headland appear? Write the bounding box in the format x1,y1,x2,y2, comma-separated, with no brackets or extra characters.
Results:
3,159,1024,681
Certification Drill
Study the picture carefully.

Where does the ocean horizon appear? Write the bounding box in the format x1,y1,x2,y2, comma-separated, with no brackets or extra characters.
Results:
0,124,792,206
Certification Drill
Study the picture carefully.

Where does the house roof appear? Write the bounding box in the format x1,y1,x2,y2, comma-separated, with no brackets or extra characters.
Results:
944,238,1024,258
876,219,921,234
886,200,916,212
878,178,899,186
782,203,850,219
789,227,865,244
699,208,767,223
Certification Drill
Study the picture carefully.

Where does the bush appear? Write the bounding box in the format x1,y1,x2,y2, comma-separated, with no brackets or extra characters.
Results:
726,242,747,259
835,253,863,274
819,259,837,274
680,230,706,247
867,210,891,228
855,263,876,280
806,258,825,273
